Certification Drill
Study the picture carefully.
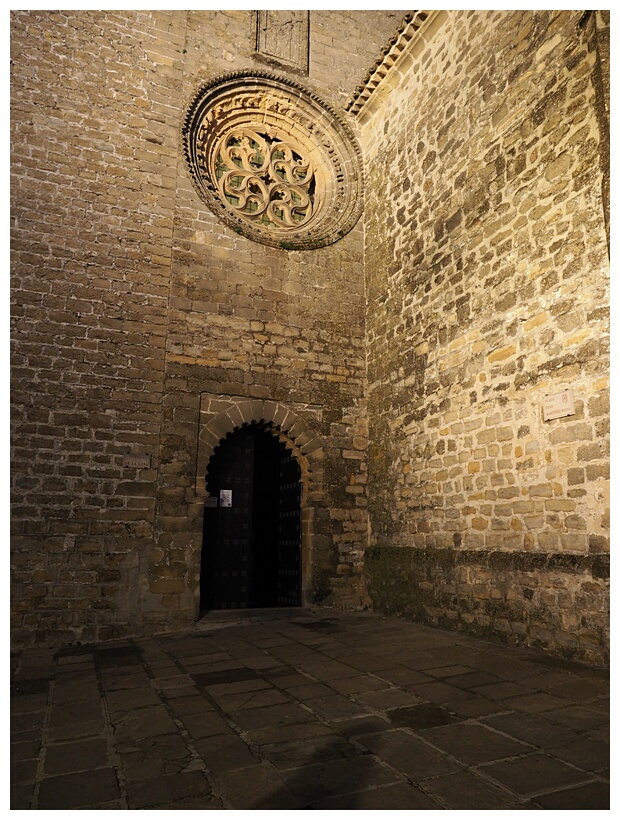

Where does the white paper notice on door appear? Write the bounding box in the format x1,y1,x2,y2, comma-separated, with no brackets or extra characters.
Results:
219,489,233,508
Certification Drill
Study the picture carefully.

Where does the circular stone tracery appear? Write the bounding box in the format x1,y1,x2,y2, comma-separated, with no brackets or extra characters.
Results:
182,71,363,250
216,128,315,228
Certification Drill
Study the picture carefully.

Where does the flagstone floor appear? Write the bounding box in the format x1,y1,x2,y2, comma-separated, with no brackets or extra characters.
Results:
11,609,610,810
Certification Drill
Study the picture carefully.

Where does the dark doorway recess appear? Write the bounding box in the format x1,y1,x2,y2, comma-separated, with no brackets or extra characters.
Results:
201,422,302,610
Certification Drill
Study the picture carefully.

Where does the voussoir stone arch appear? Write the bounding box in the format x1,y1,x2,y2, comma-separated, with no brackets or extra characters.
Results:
196,394,324,503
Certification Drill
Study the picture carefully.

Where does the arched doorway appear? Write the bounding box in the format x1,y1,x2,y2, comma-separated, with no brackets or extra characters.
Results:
200,422,302,610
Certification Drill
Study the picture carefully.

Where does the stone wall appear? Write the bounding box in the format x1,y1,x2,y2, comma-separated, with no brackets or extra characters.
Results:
11,9,176,646
360,10,609,665
10,10,402,647
11,10,610,666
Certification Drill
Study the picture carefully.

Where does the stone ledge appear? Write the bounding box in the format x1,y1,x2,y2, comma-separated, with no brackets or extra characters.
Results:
364,545,609,667
366,546,610,578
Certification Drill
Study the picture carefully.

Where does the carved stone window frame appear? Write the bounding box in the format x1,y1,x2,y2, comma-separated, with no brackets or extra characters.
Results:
182,71,363,250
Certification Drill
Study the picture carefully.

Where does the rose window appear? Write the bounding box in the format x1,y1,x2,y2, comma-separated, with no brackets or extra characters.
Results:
182,72,363,250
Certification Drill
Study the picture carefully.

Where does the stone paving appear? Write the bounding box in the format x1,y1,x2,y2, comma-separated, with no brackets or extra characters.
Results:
11,609,610,810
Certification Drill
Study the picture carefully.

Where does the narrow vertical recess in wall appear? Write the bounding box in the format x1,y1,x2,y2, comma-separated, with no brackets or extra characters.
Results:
582,11,610,255
255,10,309,74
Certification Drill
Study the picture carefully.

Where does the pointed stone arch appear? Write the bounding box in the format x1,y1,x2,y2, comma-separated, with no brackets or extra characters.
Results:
196,394,325,607
196,395,324,502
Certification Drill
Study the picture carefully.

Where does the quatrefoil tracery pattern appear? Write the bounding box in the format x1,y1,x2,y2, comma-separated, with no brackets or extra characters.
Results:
216,129,315,228
182,72,363,250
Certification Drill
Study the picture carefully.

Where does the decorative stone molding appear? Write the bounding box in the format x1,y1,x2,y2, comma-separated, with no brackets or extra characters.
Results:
195,395,325,608
346,10,446,124
195,394,324,502
182,71,363,250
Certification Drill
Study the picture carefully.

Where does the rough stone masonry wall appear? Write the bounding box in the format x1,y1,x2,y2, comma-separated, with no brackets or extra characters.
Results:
150,10,403,633
10,9,403,648
361,10,610,665
11,10,175,648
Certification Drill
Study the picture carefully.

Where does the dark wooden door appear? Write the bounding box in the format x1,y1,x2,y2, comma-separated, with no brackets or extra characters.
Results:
201,424,301,610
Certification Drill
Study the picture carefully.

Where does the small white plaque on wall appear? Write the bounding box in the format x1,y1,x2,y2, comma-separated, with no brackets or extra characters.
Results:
123,454,151,469
543,389,575,421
